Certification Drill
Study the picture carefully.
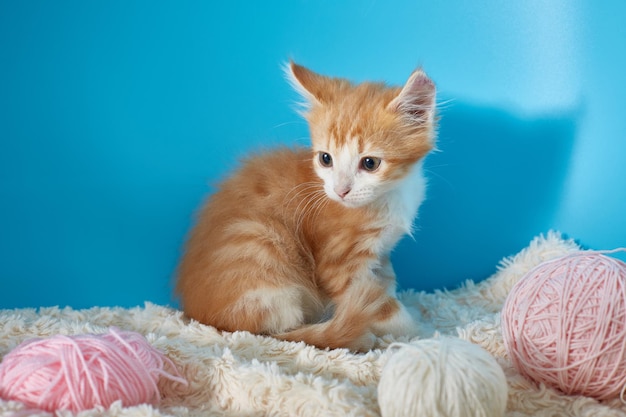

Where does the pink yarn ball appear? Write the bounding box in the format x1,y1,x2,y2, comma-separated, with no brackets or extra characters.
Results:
502,249,626,400
0,328,187,412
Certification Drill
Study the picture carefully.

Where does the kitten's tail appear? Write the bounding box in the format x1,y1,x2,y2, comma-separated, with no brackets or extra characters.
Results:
274,286,388,352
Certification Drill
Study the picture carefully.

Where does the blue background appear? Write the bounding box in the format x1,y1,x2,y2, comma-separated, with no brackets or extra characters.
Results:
1,1,625,309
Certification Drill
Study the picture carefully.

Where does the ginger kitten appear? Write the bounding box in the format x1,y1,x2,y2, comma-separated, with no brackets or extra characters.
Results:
176,62,436,352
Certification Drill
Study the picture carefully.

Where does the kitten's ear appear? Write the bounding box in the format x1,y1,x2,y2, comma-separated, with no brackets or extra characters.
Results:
387,69,436,125
286,61,332,105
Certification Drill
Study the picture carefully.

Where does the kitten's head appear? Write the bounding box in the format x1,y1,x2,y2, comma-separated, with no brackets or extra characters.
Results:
288,61,436,208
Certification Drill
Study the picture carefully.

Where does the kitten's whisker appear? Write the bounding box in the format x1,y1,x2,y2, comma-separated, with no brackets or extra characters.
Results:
309,192,329,226
284,182,321,200
283,182,323,210
293,188,328,233
294,190,327,232
272,120,309,130
299,192,328,232
423,169,455,191
435,98,455,111
287,184,320,224
293,137,313,146
423,163,450,169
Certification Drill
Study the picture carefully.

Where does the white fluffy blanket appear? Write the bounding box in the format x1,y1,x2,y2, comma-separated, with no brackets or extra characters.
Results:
2,232,626,417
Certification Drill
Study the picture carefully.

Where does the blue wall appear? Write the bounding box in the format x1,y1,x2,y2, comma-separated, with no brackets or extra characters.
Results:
1,1,625,309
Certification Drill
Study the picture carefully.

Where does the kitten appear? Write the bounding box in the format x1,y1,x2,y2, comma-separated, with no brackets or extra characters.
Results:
176,62,436,352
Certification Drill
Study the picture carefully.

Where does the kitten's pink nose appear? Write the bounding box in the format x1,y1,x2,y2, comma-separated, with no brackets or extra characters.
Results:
334,186,351,199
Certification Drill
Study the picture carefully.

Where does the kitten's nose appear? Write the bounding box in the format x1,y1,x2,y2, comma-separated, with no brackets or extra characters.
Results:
334,186,351,199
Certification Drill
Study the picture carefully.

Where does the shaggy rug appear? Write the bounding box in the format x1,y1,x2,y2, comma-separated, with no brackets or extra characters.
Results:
1,232,626,417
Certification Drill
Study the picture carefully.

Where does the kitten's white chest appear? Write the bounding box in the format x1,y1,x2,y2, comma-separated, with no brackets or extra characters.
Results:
378,162,427,252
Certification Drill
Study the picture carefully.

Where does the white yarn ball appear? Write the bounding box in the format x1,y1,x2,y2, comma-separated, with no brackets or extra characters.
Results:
378,338,508,417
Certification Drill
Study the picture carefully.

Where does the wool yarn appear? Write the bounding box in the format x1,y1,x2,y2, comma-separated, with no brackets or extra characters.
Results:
378,337,508,417
501,249,626,400
0,328,187,412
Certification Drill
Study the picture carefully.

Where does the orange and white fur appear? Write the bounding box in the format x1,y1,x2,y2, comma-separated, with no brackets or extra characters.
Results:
176,62,436,351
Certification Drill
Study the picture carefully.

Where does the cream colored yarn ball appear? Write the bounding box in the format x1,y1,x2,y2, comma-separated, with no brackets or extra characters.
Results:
378,338,508,417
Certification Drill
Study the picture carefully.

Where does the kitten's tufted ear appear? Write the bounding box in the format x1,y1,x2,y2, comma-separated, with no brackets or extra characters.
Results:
286,61,333,106
387,69,436,125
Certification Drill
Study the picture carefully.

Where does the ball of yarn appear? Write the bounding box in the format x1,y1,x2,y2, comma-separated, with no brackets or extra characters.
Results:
378,337,508,417
501,249,626,400
0,328,187,412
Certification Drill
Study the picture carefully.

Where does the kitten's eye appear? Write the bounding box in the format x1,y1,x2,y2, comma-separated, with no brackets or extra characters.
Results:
360,156,381,172
319,152,333,167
